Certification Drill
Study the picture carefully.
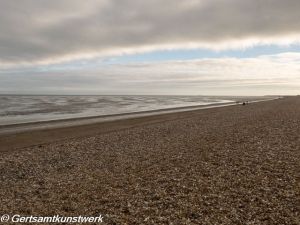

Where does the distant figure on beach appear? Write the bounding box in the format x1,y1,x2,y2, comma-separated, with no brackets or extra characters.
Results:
243,102,246,106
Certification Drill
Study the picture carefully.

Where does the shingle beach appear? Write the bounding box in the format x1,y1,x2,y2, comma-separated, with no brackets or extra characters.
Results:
1,97,299,224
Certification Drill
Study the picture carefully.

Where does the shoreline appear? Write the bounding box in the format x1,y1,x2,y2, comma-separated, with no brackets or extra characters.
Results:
0,97,277,134
0,98,277,153
0,101,236,128
0,96,276,127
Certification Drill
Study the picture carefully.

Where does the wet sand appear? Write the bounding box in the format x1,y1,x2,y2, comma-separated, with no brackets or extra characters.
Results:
0,97,299,224
0,102,241,153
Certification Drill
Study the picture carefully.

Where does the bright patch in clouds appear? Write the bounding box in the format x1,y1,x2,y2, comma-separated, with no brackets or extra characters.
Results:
0,0,300,95
1,53,300,95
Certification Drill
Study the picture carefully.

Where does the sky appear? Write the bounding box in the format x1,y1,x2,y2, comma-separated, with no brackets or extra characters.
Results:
0,0,300,96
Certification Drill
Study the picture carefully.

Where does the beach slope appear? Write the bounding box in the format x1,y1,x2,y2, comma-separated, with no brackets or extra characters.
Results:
0,97,299,224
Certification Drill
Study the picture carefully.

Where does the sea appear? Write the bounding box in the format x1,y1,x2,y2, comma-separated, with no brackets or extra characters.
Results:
0,95,275,126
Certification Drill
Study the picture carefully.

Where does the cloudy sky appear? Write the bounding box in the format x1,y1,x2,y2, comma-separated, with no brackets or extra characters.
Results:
1,0,300,95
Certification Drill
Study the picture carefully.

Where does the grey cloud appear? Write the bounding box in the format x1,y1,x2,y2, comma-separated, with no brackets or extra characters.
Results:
1,0,300,66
